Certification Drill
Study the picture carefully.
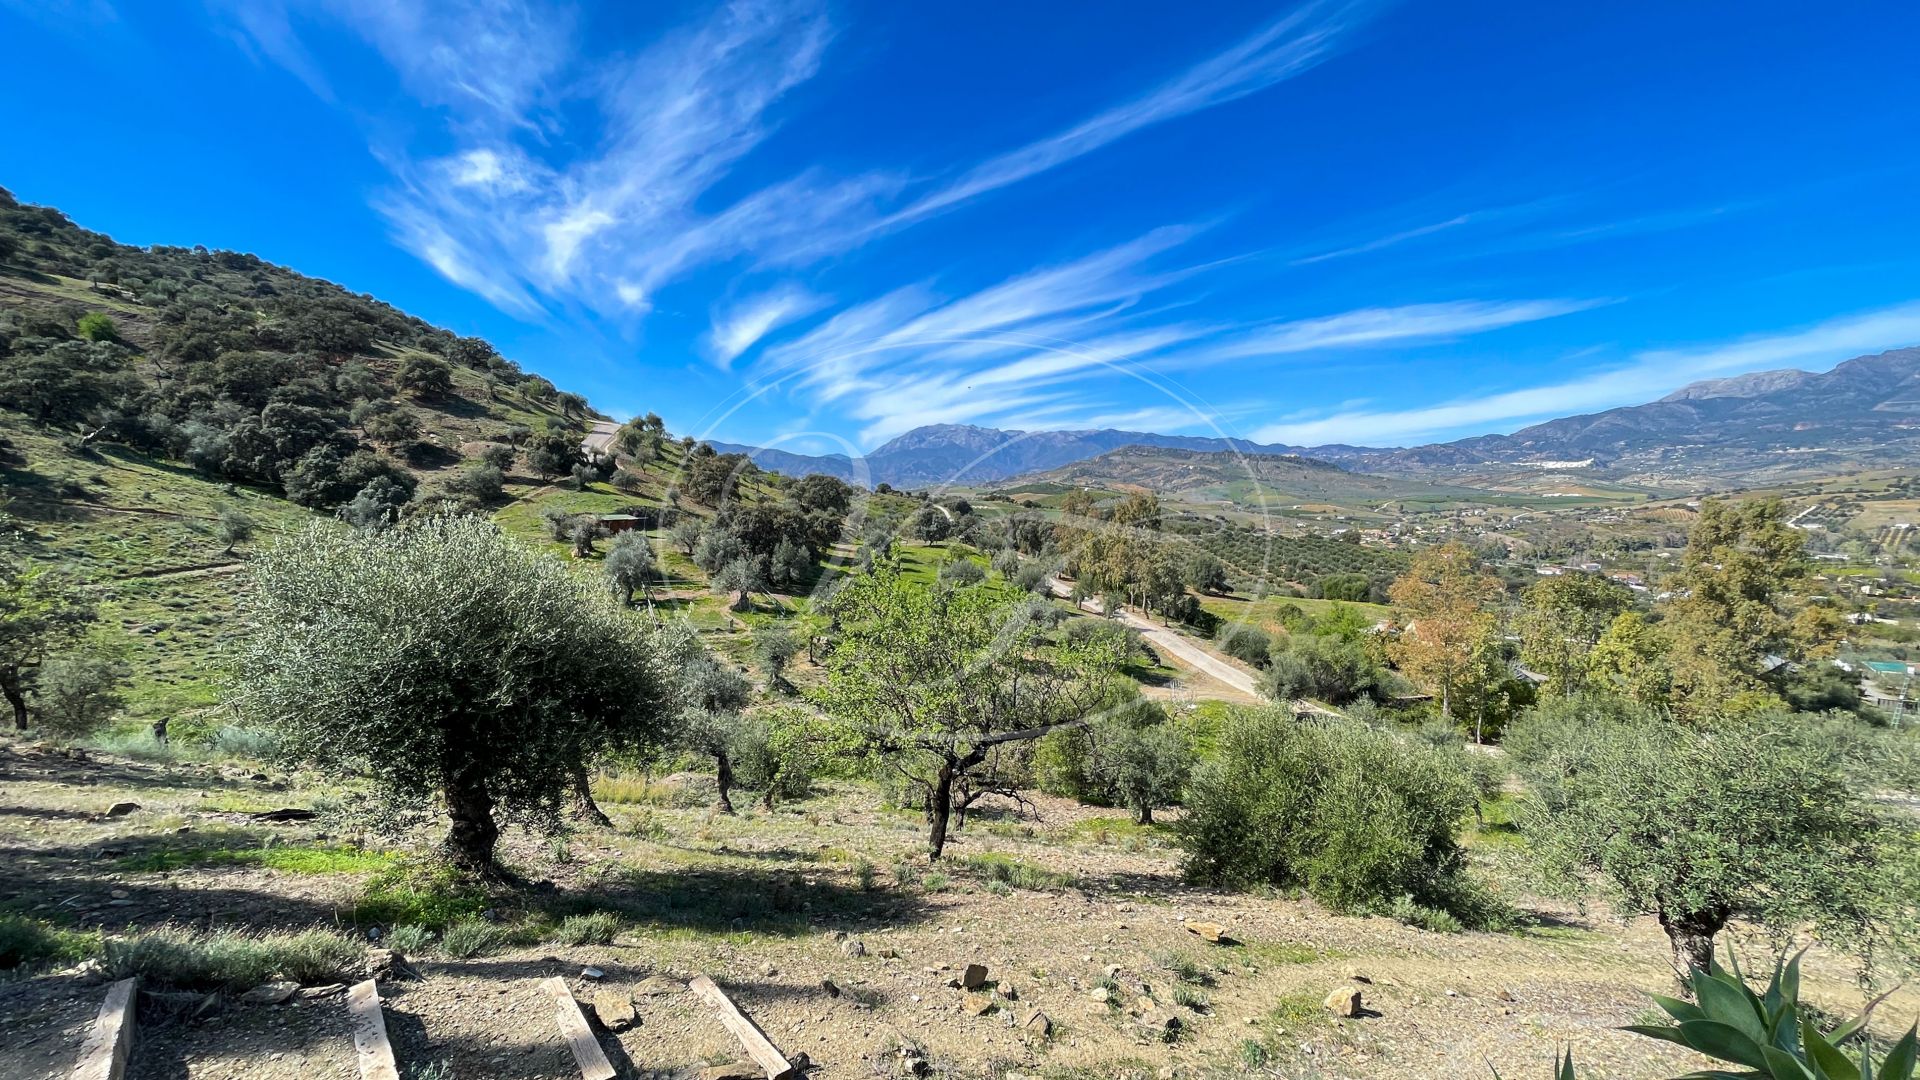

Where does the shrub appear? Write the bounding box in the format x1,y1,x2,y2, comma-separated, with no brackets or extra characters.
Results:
1216,624,1272,669
31,653,127,738
938,558,985,586
438,918,510,959
101,927,359,990
211,725,281,760
384,924,433,953
1263,633,1385,706
549,911,622,946
1175,709,1482,921
76,312,119,342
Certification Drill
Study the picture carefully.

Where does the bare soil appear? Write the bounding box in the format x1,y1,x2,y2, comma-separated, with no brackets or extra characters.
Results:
2,739,1913,1080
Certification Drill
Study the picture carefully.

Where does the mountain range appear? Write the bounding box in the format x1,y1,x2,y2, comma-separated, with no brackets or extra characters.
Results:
716,346,1920,488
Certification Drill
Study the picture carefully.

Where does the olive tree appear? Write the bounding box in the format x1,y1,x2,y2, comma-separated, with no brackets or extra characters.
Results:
0,562,96,730
1509,702,1886,982
675,647,754,812
816,569,1123,859
603,531,655,606
232,515,681,875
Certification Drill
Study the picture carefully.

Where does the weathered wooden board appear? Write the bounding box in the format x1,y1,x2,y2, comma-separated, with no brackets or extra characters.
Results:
70,977,137,1080
345,979,400,1080
687,975,796,1080
541,977,617,1080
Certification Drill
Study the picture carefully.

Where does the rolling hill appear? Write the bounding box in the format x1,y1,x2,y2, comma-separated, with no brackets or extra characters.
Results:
717,348,1920,490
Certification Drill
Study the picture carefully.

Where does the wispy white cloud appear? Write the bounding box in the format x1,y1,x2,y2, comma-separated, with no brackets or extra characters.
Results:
881,0,1375,230
747,225,1581,447
1251,301,1920,446
1175,299,1600,366
213,0,1383,318
706,285,829,367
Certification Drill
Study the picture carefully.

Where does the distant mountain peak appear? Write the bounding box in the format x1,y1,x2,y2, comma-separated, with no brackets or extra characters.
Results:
1658,369,1815,402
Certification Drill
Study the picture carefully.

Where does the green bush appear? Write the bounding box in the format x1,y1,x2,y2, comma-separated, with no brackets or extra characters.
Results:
1174,709,1486,923
1216,624,1272,669
548,911,622,946
438,917,510,959
101,927,358,989
1262,633,1386,706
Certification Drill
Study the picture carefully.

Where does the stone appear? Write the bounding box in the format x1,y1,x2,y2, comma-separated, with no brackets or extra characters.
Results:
1496,988,1516,1003
636,975,681,997
591,990,638,1032
697,1064,760,1080
1323,986,1364,1018
366,948,419,982
960,963,988,990
841,937,867,958
1088,987,1113,1004
239,981,299,1005
964,992,995,1016
998,982,1018,1002
1022,1009,1052,1036
105,801,140,818
296,984,347,1000
877,946,899,959
580,966,606,980
1135,1012,1183,1042
1182,920,1229,944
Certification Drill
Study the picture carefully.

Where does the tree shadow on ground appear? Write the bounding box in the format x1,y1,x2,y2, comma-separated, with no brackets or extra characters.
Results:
572,864,936,938
0,834,353,931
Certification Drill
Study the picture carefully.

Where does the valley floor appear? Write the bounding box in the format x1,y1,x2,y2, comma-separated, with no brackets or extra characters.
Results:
1,738,1909,1080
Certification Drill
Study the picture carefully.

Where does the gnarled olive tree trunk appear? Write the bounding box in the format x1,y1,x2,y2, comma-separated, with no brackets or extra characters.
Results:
1658,902,1729,987
443,768,502,875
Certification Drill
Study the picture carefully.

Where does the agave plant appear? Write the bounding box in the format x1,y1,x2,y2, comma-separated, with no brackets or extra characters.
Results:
1507,945,1917,1079
1625,946,1915,1079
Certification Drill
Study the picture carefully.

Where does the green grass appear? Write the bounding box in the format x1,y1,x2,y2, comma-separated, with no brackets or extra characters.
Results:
1226,938,1328,967
353,863,491,930
1057,816,1167,848
0,914,102,972
117,840,391,875
961,852,1078,891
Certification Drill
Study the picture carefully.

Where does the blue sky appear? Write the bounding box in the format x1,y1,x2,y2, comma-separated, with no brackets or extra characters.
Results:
4,1,1919,455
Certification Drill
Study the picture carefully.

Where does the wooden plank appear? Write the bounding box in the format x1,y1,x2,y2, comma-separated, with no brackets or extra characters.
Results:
540,977,616,1080
687,975,796,1080
345,979,401,1080
70,977,137,1080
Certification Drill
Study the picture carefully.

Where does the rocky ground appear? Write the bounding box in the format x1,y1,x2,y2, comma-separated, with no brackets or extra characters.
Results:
2,738,1912,1080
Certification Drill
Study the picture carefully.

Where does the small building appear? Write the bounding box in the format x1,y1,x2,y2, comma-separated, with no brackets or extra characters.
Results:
597,514,647,535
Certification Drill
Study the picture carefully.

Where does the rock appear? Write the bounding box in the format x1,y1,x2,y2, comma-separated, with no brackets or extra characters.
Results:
296,984,347,1000
1135,1012,1183,1042
821,978,841,998
104,801,140,818
365,948,419,982
1022,1009,1052,1037
841,937,867,958
109,889,129,900
960,963,988,990
1323,986,1364,1018
1132,995,1156,1016
1103,964,1123,979
636,975,682,997
251,807,317,822
580,966,606,980
964,992,995,1016
1088,987,1113,1004
1182,921,1229,944
877,946,899,959
698,1064,760,1080
1344,967,1372,984
1496,988,1516,1003
591,990,638,1032
240,981,299,1005
760,962,778,977
998,982,1018,1002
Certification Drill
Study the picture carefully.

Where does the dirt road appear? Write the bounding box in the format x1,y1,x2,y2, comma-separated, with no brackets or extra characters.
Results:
1047,578,1342,714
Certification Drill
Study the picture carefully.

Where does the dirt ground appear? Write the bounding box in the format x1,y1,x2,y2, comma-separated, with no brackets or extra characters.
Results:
2,738,1913,1080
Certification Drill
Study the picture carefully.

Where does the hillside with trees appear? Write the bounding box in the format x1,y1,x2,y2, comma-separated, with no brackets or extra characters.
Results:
1,190,1917,1080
